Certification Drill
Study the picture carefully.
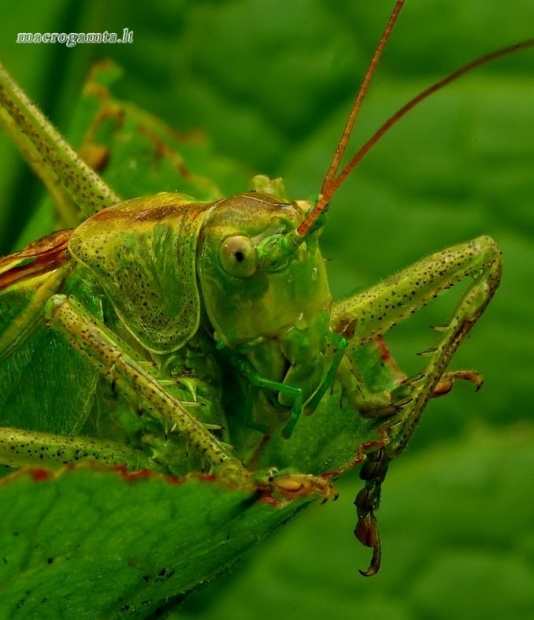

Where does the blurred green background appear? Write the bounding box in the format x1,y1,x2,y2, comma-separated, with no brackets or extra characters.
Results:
1,1,533,618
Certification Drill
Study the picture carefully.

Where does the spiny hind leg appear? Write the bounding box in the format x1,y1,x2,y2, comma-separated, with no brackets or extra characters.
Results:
333,236,501,575
333,235,500,440
385,240,500,457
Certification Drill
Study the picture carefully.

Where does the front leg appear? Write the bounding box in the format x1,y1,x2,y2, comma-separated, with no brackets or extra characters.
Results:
45,294,245,479
42,294,336,502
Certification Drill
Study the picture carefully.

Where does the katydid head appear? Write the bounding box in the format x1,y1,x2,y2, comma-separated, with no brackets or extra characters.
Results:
198,191,331,355
198,190,335,415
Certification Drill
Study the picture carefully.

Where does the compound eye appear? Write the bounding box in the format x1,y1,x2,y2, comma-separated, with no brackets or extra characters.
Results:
219,235,258,278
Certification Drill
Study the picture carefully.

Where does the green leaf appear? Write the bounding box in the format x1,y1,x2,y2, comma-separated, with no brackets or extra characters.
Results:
0,466,304,619
178,425,534,620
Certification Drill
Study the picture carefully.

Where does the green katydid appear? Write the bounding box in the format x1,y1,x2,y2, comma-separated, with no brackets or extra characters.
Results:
0,0,532,604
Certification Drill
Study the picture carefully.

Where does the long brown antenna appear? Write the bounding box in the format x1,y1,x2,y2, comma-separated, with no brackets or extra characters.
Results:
296,14,534,238
324,39,534,202
297,0,405,237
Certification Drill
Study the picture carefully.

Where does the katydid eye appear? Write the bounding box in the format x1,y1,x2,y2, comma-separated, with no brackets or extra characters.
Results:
219,235,258,278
